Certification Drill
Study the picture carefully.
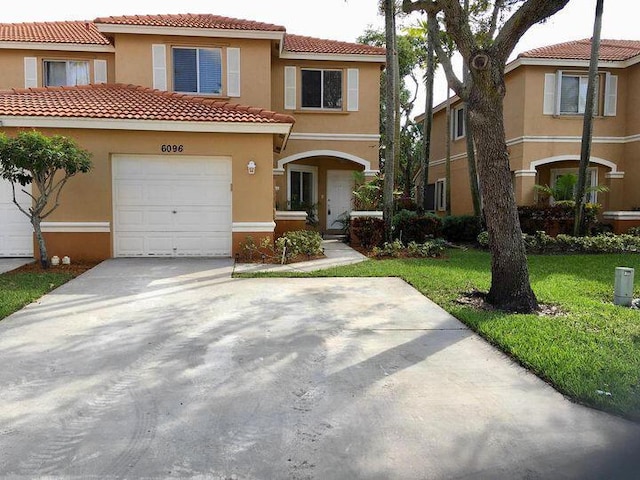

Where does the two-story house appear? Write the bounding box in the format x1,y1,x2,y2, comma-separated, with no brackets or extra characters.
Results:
0,14,384,260
417,38,640,232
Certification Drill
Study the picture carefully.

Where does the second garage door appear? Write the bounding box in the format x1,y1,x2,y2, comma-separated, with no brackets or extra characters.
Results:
113,155,232,257
0,178,33,257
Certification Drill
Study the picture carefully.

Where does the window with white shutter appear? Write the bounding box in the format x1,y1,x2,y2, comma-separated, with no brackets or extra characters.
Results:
226,47,241,97
94,59,107,84
152,44,167,91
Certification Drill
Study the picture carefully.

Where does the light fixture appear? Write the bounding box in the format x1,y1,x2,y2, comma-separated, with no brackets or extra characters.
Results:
247,160,256,175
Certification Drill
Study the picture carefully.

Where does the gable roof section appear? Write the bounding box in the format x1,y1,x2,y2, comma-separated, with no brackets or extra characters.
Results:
0,20,110,45
284,34,385,57
519,39,640,62
94,13,286,33
0,84,294,135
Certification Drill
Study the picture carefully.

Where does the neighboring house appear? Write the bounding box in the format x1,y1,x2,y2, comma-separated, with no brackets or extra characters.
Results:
0,14,384,260
416,38,640,232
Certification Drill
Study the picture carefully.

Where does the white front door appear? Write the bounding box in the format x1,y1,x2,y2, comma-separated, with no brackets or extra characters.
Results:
326,170,354,230
113,155,232,257
0,178,33,257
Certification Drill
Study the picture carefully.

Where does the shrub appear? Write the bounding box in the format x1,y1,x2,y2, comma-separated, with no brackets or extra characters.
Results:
476,230,640,254
392,210,442,243
351,217,385,248
353,172,382,211
441,215,483,242
395,196,418,212
276,230,323,258
372,239,447,259
518,203,600,235
407,239,447,258
627,226,640,236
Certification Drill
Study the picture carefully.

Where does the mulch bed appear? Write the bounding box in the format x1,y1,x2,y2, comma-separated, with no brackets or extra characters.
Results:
236,253,325,265
456,290,565,317
6,261,100,277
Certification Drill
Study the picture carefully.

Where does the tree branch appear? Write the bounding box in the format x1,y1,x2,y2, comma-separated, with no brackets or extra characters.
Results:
428,13,464,98
493,0,570,65
488,0,505,41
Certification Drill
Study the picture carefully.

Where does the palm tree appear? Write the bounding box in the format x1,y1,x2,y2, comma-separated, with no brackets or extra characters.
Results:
574,0,604,234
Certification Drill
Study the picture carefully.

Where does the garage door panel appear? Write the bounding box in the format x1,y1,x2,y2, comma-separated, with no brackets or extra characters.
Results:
0,179,33,257
113,156,232,257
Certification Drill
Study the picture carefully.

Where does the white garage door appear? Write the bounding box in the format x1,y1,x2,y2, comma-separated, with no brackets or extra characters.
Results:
113,155,232,257
0,178,33,257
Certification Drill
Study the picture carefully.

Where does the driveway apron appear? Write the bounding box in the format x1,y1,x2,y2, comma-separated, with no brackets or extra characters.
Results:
0,258,638,479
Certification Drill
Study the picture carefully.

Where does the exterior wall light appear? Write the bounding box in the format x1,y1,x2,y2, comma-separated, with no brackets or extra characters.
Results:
247,160,256,175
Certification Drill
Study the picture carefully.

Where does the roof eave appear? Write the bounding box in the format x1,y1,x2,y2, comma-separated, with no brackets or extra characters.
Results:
0,41,114,52
0,116,294,134
95,23,286,41
279,51,386,63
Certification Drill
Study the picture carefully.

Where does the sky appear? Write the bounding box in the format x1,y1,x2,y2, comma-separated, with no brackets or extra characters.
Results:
2,0,636,104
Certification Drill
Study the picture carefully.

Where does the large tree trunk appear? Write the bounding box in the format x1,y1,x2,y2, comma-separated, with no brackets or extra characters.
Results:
468,75,538,312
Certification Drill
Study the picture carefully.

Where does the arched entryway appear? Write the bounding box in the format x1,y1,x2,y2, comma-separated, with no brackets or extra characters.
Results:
274,150,378,233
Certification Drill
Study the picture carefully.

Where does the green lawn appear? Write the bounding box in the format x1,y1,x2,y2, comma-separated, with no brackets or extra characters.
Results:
0,271,74,320
239,250,640,421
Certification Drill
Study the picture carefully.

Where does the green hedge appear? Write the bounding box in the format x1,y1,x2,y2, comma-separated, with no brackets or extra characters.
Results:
477,230,640,254
442,215,483,242
392,210,442,243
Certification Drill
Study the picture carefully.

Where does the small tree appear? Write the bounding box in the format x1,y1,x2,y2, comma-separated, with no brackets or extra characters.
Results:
0,131,92,268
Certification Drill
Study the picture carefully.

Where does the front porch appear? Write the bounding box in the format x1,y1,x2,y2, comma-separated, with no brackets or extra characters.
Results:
273,150,378,234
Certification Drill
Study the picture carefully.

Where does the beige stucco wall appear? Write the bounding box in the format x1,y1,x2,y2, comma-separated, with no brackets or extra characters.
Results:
424,61,636,215
0,49,115,89
112,34,273,109
272,58,382,138
1,126,276,257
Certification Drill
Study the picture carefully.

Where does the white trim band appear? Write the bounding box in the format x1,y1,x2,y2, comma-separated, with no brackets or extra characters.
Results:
96,23,285,41
232,221,276,233
0,41,114,52
514,170,537,177
603,211,640,221
274,211,308,221
279,52,385,63
289,133,381,142
0,116,293,134
606,171,625,179
40,222,111,233
350,211,383,219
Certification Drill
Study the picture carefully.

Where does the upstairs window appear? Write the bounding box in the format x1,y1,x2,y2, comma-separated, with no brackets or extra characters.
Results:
301,69,343,109
44,60,90,87
173,47,222,95
559,74,600,115
544,70,617,117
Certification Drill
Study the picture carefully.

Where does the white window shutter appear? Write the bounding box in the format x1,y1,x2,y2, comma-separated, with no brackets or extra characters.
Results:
24,57,37,88
347,68,359,111
284,66,297,110
94,59,107,84
604,73,618,117
543,73,557,115
152,44,167,91
227,47,241,97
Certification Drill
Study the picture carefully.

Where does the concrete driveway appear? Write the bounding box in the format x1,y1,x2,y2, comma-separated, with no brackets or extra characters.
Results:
0,259,639,479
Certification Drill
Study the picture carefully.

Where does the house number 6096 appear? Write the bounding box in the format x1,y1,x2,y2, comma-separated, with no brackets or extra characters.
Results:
161,144,184,153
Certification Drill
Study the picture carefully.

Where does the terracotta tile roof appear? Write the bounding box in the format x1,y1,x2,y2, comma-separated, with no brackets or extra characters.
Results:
284,34,386,56
519,38,640,62
0,20,110,45
94,13,286,32
0,84,295,124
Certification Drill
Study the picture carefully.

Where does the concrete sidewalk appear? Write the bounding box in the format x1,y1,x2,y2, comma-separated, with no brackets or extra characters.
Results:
0,258,32,274
233,238,367,274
